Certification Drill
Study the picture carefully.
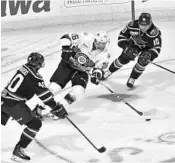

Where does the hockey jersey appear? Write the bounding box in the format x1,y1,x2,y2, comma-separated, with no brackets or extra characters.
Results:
118,20,162,57
1,64,56,108
60,32,111,70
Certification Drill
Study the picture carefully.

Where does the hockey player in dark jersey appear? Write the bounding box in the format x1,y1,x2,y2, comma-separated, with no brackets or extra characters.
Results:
1,52,68,162
103,13,162,88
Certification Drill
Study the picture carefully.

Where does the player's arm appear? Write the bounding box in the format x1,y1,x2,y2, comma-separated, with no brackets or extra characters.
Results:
29,74,68,119
60,34,76,63
118,21,132,49
146,27,162,59
33,79,57,108
94,51,111,70
139,27,162,65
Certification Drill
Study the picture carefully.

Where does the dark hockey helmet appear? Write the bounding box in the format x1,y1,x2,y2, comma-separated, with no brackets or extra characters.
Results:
27,52,45,70
138,13,152,32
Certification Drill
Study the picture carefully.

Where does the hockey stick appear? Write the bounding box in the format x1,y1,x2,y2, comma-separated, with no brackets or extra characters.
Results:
66,116,106,153
149,61,175,75
100,82,157,117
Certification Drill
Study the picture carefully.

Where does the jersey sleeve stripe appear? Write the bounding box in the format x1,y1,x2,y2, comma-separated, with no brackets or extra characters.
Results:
42,96,53,103
150,47,160,55
118,34,127,38
38,90,51,98
118,38,128,42
3,89,27,101
38,90,54,104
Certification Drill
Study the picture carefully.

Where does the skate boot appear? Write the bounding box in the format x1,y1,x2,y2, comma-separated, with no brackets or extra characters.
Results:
127,77,135,88
102,69,112,80
11,144,30,162
47,112,59,120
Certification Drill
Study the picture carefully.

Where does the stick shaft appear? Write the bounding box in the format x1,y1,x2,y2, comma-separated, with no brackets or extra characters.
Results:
150,62,175,74
66,116,99,151
100,82,142,116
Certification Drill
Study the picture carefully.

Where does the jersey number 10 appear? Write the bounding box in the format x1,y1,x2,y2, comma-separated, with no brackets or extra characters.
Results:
153,38,160,46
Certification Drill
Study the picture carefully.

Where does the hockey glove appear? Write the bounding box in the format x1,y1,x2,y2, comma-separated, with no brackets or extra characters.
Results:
123,45,139,61
139,51,151,66
50,103,68,119
33,105,45,120
91,68,104,85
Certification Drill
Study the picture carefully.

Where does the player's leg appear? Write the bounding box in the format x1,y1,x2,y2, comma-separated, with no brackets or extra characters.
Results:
1,99,10,126
127,51,154,88
67,71,88,104
1,110,10,126
46,60,76,119
49,59,74,95
103,50,134,79
57,71,88,110
48,71,88,120
3,101,42,161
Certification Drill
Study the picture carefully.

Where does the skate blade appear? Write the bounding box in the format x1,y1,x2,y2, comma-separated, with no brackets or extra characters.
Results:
11,155,29,162
42,113,60,121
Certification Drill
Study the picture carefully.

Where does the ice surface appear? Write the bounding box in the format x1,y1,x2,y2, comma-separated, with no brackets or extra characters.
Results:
1,19,175,163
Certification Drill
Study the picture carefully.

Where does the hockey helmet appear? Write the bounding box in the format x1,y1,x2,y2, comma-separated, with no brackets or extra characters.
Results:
94,31,109,50
138,13,152,32
27,52,45,70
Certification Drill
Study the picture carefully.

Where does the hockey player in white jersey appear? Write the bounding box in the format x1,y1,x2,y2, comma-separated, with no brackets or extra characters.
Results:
36,31,111,119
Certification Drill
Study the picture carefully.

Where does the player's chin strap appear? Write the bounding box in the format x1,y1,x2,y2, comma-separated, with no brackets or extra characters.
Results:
148,60,175,75
100,82,157,117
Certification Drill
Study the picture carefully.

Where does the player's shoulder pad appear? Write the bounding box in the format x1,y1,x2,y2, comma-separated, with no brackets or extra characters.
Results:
146,25,160,38
60,33,71,41
127,20,138,29
23,65,43,81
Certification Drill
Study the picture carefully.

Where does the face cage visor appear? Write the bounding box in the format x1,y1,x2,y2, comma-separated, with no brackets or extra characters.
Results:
36,59,45,70
139,23,152,33
94,40,107,50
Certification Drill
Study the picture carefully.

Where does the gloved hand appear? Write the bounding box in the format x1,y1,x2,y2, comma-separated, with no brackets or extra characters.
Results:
72,45,81,53
50,103,68,119
139,50,151,66
90,68,104,85
123,45,140,60
33,105,45,120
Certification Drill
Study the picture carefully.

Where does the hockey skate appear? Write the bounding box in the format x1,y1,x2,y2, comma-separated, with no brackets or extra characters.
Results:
127,77,135,88
11,144,30,162
102,69,112,80
47,112,59,120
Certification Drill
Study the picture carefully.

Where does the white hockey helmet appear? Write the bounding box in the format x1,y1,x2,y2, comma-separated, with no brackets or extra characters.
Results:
94,31,109,50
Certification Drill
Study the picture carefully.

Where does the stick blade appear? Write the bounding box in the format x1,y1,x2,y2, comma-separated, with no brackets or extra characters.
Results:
98,146,106,153
142,108,157,116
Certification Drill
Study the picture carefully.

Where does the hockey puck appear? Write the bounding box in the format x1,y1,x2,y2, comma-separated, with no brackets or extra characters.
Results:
145,119,151,121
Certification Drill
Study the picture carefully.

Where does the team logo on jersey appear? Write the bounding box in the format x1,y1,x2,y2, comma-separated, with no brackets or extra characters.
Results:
78,55,87,64
132,36,148,48
150,28,159,36
75,52,95,67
